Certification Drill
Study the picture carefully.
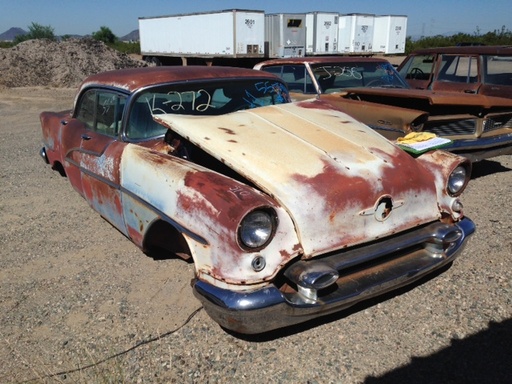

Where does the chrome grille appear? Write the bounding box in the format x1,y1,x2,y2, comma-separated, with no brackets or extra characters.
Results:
483,114,512,132
425,119,477,136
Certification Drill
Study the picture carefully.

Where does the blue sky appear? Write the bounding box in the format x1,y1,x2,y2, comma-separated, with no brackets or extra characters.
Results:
0,0,510,38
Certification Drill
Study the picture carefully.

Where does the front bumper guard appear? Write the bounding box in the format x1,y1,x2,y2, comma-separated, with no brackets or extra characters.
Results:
40,146,50,164
193,217,475,334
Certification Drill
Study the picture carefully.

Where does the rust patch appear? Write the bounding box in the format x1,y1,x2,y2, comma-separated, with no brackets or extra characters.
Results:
218,127,236,135
292,160,372,211
368,146,435,193
296,99,338,111
180,170,269,223
127,225,144,247
78,66,283,94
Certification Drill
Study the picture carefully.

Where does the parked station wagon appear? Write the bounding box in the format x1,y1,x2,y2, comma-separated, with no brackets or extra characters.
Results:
255,56,512,162
40,66,475,334
397,45,512,98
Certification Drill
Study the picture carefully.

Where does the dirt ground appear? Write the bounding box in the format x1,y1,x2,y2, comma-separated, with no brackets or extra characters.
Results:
0,85,510,383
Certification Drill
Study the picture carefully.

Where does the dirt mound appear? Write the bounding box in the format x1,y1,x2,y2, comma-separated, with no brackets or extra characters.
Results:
0,38,147,88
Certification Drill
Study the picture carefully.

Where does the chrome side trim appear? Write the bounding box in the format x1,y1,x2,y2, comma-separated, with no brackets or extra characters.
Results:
193,217,475,334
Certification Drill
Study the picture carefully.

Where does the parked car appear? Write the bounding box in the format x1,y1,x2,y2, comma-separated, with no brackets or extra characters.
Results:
397,45,512,98
40,66,475,334
254,57,409,101
255,56,512,161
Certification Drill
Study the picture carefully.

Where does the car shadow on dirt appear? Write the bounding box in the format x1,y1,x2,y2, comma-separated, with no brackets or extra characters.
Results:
229,263,510,383
363,317,512,383
471,158,511,179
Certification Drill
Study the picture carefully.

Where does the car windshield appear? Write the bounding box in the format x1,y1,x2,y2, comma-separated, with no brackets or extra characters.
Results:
126,79,290,139
135,78,289,115
311,62,409,93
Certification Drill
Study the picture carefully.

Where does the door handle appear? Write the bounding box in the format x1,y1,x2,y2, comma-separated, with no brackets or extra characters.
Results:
81,134,92,140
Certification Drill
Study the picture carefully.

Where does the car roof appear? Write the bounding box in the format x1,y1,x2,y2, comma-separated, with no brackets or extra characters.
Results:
409,45,512,55
255,56,391,68
79,66,282,93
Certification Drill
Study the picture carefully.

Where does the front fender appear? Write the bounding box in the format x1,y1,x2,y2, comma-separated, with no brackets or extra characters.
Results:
119,144,301,288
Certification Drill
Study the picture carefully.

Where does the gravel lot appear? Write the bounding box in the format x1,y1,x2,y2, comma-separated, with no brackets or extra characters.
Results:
0,86,510,383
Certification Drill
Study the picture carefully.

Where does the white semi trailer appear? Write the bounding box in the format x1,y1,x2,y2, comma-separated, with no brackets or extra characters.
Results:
139,9,265,66
373,15,408,54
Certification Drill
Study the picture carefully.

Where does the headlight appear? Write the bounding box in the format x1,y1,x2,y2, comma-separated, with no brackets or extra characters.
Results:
447,165,469,196
238,209,276,249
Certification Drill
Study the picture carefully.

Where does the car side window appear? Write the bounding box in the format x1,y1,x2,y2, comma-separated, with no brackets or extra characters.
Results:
399,55,434,80
126,96,168,140
75,90,96,130
96,92,126,136
262,65,314,94
282,65,313,93
438,55,478,83
75,89,126,137
483,55,512,86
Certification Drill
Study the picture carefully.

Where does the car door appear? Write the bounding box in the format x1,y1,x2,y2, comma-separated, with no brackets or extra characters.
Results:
432,54,481,94
57,117,88,196
75,89,129,235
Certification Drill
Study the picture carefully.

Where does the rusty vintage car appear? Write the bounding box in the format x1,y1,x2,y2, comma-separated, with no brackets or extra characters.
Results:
40,66,475,334
397,45,512,98
255,56,512,161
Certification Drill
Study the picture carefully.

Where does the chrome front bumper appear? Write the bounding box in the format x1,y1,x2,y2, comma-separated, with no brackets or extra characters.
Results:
193,217,475,334
442,133,512,162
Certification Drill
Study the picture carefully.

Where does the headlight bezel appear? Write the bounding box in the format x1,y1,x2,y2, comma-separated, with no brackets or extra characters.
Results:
447,163,471,197
237,208,278,251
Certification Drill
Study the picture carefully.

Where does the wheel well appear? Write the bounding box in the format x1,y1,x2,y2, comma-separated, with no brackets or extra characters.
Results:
52,161,66,177
143,220,192,261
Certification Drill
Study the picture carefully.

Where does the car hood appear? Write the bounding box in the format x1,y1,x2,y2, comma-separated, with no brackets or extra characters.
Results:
339,87,512,108
154,100,442,257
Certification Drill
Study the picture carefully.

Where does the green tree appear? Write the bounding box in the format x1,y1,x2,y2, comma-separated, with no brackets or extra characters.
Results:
92,26,117,44
405,26,512,54
14,22,55,44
